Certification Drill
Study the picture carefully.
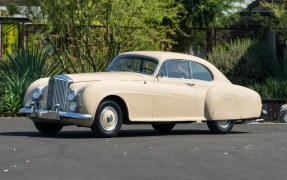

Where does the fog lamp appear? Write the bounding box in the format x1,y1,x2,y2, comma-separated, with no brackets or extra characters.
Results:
69,101,77,112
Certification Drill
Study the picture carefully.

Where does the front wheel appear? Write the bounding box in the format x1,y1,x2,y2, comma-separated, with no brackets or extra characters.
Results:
91,100,123,138
207,120,234,134
34,122,63,135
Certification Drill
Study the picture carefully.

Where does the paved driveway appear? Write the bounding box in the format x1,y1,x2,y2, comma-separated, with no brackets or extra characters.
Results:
0,118,286,180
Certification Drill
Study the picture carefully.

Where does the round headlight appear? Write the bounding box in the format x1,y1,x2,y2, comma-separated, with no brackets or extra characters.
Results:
67,89,77,101
69,101,77,112
32,88,42,100
24,98,33,108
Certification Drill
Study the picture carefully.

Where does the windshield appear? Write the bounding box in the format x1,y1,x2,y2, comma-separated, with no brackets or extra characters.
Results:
106,55,158,75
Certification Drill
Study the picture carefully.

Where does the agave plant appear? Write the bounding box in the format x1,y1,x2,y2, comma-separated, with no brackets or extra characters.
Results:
0,100,6,115
1,72,34,99
0,44,60,80
0,44,60,115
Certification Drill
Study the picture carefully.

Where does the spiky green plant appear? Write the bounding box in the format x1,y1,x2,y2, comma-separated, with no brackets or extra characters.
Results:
0,72,33,115
0,45,60,115
0,100,6,115
248,56,287,99
249,78,287,99
0,44,60,80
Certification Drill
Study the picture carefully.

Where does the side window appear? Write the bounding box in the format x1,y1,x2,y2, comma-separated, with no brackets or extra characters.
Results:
190,62,213,81
167,60,191,79
166,60,191,79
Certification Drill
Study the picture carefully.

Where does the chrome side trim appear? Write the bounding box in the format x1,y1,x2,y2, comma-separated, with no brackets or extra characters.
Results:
19,108,92,120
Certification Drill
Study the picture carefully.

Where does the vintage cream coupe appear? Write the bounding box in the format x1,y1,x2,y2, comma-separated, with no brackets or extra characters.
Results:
19,51,262,137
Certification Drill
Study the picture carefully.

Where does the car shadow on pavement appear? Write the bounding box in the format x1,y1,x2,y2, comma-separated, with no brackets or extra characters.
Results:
0,129,249,139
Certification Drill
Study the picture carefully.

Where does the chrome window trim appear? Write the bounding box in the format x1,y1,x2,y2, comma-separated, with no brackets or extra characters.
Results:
161,59,214,82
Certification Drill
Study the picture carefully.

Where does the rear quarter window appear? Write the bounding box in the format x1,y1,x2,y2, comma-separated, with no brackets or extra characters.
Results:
191,61,213,81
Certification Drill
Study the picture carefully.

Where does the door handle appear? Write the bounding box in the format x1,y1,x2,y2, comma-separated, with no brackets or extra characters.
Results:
185,83,195,87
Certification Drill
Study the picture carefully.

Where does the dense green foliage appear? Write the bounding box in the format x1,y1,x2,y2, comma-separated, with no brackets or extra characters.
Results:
255,0,287,41
172,0,241,52
1,45,59,79
249,59,287,99
249,78,287,99
2,25,18,55
207,39,274,86
207,38,287,99
0,45,59,115
178,0,241,28
40,0,180,73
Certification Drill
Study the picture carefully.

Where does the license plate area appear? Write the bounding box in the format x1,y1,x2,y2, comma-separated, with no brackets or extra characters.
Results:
38,111,60,120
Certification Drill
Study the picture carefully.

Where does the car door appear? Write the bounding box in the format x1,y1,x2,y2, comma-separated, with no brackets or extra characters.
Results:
153,60,198,121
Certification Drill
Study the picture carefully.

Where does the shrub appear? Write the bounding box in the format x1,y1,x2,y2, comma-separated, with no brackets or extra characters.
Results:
0,45,59,80
207,39,274,86
249,78,287,99
0,45,59,115
248,58,287,99
0,72,35,115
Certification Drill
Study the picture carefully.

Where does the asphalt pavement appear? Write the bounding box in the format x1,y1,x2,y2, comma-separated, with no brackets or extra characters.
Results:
0,117,287,180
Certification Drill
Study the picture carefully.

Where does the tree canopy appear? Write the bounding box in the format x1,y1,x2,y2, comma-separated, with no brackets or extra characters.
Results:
3,0,245,71
178,0,241,28
39,0,181,73
257,0,287,41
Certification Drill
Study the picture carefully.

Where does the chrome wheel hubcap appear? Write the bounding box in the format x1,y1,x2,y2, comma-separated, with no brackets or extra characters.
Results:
216,120,230,128
100,106,118,131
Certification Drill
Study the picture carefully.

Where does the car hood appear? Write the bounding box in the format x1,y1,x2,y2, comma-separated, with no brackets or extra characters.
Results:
63,72,145,83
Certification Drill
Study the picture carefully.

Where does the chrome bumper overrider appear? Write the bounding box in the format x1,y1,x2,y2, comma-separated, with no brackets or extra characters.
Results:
19,108,92,120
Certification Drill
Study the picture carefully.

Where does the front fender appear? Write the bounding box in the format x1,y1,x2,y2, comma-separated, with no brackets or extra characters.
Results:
24,78,50,100
80,81,129,125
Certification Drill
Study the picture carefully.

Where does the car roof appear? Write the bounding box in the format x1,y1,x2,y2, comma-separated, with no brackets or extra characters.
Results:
120,51,199,62
119,51,231,83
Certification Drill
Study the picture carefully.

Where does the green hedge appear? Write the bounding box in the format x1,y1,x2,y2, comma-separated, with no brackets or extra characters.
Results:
207,39,274,86
207,38,287,99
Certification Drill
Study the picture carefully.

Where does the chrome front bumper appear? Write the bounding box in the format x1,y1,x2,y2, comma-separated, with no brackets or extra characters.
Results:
19,108,92,120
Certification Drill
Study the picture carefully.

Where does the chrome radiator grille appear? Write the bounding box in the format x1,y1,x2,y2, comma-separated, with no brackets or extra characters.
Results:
47,76,72,111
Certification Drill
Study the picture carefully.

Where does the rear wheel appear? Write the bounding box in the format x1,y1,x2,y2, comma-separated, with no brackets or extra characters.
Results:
152,123,176,134
207,120,234,134
91,100,123,138
34,122,63,135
